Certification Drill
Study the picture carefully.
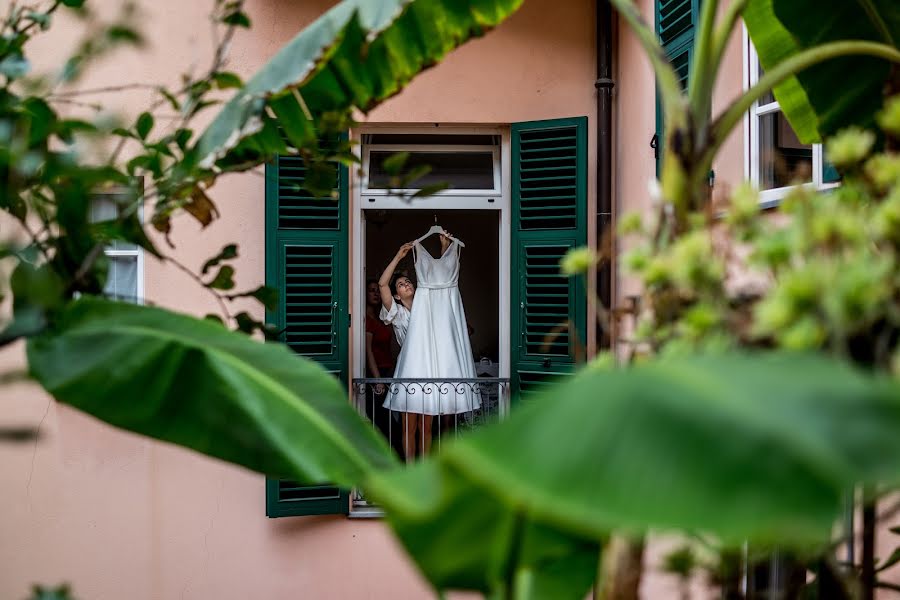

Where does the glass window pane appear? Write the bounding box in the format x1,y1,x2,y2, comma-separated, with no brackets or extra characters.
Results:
91,196,118,222
104,255,138,302
368,151,495,190
757,111,812,190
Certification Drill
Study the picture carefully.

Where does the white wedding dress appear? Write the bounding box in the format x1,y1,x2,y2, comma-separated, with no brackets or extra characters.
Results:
383,238,480,415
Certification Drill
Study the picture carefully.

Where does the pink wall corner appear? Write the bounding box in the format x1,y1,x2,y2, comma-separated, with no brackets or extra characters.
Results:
710,0,747,207
613,0,657,310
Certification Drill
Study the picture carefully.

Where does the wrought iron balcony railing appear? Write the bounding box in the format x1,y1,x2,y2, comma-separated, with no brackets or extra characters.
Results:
350,377,510,516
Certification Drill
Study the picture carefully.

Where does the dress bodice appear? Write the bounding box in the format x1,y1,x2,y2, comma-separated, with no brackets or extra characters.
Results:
414,239,460,289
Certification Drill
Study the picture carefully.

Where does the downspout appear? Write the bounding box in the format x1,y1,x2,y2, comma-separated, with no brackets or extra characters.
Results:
595,6,648,600
596,0,614,349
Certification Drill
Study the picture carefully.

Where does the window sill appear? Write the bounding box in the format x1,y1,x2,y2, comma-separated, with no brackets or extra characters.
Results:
348,505,384,519
758,181,841,210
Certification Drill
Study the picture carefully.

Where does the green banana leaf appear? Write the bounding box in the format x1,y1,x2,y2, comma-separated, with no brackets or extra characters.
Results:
370,351,900,587
744,0,900,143
194,0,524,168
369,459,601,599
27,298,397,486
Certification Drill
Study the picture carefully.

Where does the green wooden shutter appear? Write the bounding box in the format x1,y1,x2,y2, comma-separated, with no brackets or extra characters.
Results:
511,117,588,399
655,0,699,172
264,145,349,517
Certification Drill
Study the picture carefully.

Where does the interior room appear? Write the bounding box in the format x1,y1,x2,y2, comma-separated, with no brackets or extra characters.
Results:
363,209,500,373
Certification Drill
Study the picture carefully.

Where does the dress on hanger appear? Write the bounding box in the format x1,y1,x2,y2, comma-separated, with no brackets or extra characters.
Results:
383,237,480,415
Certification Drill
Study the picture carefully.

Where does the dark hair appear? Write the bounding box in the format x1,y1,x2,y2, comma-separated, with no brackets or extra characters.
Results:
366,277,378,288
389,272,413,297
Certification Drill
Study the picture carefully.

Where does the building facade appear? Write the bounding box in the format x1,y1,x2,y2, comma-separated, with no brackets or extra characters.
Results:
2,0,897,598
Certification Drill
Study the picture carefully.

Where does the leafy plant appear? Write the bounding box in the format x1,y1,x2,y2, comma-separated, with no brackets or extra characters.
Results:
744,0,900,143
8,1,900,600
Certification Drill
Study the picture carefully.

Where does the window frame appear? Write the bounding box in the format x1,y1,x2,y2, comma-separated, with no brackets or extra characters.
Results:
91,190,144,304
744,28,839,209
360,140,502,198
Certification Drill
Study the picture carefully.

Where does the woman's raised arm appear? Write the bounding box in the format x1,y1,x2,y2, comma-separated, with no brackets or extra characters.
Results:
378,242,414,310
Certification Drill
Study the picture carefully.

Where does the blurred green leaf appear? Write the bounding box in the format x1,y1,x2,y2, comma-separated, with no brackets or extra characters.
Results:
382,151,409,175
212,71,242,89
300,160,337,198
22,97,56,147
876,547,900,572
0,54,30,79
201,244,238,275
26,12,52,30
744,0,900,143
28,584,75,600
227,285,279,312
11,262,64,315
27,298,398,486
374,352,900,559
370,460,600,599
207,265,235,290
222,10,251,28
195,0,525,167
135,112,154,140
56,119,97,144
410,183,450,198
90,212,162,259
105,25,143,45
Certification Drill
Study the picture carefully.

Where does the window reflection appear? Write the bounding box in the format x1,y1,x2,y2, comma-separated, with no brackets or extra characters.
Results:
368,151,495,190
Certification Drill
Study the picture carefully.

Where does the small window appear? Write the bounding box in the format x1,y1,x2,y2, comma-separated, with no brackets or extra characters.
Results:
90,193,143,303
747,38,839,207
362,133,500,195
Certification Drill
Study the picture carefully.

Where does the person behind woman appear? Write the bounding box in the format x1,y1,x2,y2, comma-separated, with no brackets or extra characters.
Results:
364,278,400,454
378,234,451,460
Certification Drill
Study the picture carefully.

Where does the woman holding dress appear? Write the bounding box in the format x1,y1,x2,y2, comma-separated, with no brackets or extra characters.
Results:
378,230,479,460
378,240,428,459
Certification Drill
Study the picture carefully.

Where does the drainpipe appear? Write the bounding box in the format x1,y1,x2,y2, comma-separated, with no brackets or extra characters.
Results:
596,0,614,350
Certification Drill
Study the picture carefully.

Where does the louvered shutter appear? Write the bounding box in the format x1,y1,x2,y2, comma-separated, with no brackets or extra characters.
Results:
655,0,699,172
264,145,349,517
511,117,588,399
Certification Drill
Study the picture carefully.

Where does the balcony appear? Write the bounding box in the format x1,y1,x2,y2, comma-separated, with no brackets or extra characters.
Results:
350,377,511,516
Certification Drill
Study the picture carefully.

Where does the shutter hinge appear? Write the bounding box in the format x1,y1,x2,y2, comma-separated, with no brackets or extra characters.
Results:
650,133,659,160
348,313,351,328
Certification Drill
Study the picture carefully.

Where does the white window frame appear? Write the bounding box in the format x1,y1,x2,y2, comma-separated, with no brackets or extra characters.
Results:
744,28,839,209
92,190,144,304
350,125,510,518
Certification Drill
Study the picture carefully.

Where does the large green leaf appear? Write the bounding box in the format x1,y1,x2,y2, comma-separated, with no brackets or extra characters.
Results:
372,352,900,565
744,0,900,143
27,298,397,486
369,460,601,599
194,0,523,167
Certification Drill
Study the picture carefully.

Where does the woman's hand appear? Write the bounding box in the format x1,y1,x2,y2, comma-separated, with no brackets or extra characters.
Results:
396,242,414,259
440,230,452,253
